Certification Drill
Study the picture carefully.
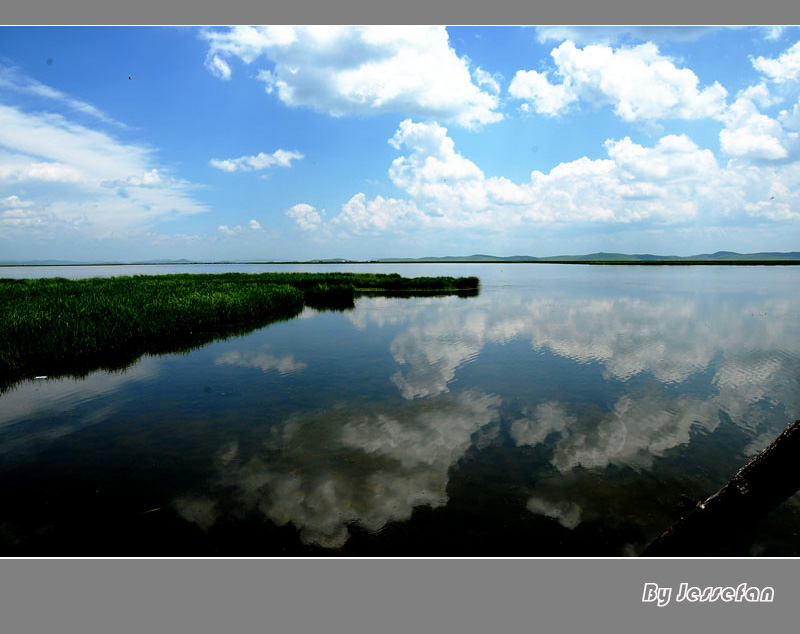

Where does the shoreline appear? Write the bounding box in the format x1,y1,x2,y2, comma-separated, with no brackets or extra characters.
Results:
3,260,799,268
0,272,479,392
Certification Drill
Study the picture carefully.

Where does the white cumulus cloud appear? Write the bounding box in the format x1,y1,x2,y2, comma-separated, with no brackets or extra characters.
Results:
752,41,800,83
209,149,303,173
217,219,263,236
333,193,424,235
507,69,577,116
509,40,728,122
322,119,800,238
344,120,726,230
286,203,323,231
202,26,502,128
719,95,795,161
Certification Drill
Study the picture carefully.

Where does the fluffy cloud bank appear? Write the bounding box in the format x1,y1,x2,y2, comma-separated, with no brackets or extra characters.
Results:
285,116,800,238
202,26,502,128
752,41,800,84
509,40,728,121
711,40,800,163
506,38,800,166
719,93,798,161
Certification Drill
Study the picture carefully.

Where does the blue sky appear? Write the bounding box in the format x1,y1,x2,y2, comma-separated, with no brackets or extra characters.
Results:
1,25,799,261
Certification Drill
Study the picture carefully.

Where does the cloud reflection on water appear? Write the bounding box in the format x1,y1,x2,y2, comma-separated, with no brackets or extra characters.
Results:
215,346,308,376
176,275,800,548
176,390,500,548
375,291,800,438
526,496,583,530
549,393,719,472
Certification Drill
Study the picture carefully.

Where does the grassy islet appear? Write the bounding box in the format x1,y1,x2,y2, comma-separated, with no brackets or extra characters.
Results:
0,272,479,390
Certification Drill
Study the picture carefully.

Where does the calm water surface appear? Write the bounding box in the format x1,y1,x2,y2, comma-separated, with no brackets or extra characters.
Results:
2,264,799,555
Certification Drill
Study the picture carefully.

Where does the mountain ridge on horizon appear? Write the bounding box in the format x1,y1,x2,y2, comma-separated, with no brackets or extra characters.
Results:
369,250,800,263
2,251,800,265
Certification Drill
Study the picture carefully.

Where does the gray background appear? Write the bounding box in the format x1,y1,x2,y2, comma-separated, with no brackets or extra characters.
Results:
3,0,798,26
1,559,798,633
2,0,799,631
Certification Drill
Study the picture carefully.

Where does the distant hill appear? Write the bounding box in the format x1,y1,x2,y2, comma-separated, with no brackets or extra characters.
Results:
2,252,799,266
306,258,359,263
131,259,197,264
373,251,800,263
377,254,535,262
684,251,800,261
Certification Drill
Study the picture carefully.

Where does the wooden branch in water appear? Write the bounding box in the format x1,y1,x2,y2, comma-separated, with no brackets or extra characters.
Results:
642,419,800,557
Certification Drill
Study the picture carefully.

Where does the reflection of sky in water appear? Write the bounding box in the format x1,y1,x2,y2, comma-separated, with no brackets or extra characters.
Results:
0,360,157,460
215,346,308,376
2,265,800,553
0,360,156,428
526,496,582,530
177,391,501,548
173,268,800,548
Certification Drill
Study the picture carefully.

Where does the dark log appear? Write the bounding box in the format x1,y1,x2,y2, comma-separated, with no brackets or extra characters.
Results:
642,419,800,556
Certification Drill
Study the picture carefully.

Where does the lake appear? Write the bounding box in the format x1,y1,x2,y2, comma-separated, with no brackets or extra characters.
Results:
1,263,799,556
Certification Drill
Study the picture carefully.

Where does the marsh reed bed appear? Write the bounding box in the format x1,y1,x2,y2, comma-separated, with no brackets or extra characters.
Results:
0,272,479,390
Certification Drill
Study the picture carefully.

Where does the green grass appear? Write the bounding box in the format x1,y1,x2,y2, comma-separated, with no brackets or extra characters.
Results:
0,272,479,390
232,271,480,292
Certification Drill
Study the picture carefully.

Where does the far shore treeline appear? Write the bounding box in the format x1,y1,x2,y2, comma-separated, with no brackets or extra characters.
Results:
0,272,479,391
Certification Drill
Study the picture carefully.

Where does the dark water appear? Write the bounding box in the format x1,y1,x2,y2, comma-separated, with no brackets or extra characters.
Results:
2,264,799,556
